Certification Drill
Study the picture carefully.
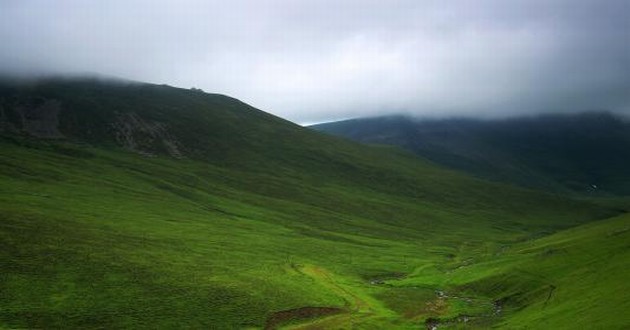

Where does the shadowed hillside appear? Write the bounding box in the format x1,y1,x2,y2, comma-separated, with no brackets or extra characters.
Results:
312,113,630,195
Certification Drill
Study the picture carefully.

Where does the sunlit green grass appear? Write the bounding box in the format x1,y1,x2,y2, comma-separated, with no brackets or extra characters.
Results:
1,137,626,329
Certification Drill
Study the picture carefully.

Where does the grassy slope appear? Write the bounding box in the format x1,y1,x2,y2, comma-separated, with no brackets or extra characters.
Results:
390,211,630,329
2,137,626,329
0,79,627,328
494,213,630,328
291,212,630,329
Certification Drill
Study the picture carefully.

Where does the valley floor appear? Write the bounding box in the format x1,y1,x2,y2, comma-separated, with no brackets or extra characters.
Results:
1,139,629,329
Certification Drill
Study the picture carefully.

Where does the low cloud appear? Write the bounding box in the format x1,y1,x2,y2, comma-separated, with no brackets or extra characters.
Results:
1,0,628,123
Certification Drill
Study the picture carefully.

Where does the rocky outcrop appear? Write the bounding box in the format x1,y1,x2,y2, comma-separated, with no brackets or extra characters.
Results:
1,96,185,159
0,99,63,138
111,112,184,158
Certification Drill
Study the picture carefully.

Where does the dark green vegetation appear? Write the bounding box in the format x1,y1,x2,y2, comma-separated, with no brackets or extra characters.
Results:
312,114,630,195
1,78,629,329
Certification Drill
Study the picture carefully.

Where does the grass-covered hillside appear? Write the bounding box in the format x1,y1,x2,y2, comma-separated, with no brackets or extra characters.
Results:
312,113,630,196
1,78,628,329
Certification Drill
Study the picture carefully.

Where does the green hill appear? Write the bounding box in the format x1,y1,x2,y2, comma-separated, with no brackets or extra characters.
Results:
1,78,628,329
311,114,630,196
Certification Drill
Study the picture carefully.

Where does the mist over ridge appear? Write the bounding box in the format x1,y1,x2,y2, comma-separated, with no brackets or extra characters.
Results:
1,0,629,123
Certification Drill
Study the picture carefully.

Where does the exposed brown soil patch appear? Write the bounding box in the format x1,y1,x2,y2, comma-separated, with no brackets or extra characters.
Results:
423,296,448,314
264,306,345,330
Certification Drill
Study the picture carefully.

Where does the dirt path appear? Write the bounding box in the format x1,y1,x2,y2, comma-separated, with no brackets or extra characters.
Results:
280,264,382,329
301,265,373,312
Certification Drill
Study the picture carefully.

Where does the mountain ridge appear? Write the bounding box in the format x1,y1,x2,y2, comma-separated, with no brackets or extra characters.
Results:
312,112,630,195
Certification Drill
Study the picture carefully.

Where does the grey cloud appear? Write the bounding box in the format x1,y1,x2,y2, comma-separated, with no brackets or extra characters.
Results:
1,0,628,123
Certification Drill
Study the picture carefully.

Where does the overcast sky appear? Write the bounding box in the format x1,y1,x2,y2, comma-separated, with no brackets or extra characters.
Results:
1,0,628,123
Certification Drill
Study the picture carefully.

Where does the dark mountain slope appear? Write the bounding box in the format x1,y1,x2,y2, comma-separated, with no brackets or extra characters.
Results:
0,77,312,165
312,113,630,195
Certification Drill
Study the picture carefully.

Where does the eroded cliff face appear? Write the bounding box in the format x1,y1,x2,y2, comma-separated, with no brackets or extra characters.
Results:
110,112,184,158
0,97,184,158
0,99,63,138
